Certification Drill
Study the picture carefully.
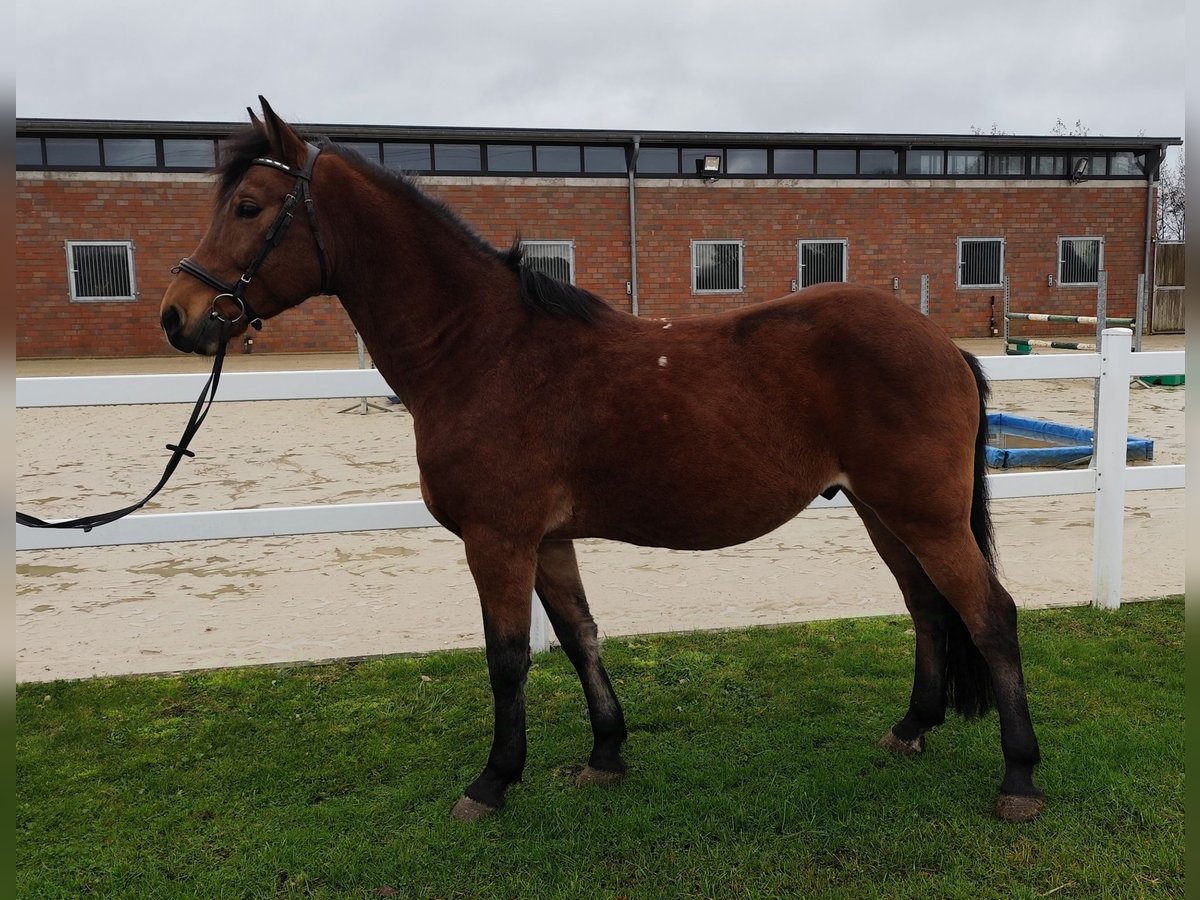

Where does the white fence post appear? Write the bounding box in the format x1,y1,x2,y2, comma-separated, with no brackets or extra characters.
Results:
1092,328,1133,609
530,596,551,653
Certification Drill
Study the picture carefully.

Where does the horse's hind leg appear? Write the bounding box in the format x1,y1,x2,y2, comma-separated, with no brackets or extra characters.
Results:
871,509,1044,822
847,494,957,754
535,539,628,783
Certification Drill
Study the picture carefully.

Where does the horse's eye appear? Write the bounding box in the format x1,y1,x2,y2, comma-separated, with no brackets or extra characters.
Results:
235,201,261,219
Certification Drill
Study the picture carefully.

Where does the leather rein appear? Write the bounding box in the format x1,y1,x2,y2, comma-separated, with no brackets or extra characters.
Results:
17,142,330,533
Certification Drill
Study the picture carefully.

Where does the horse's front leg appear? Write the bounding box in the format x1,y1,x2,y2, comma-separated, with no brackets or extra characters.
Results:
451,528,538,822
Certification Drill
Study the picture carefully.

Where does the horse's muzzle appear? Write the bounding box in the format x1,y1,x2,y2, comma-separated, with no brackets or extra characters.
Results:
161,304,224,355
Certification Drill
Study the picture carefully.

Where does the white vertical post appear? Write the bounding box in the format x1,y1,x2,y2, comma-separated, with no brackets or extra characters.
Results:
1092,327,1133,609
919,274,929,316
1002,275,1011,348
1134,273,1146,352
530,594,551,653
1092,272,1107,440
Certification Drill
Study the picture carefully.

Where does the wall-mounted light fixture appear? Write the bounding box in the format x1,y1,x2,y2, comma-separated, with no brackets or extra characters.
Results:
1069,157,1090,184
695,154,721,180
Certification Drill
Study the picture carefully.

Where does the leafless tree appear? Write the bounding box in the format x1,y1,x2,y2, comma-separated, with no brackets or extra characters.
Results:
1157,157,1185,242
1051,118,1092,137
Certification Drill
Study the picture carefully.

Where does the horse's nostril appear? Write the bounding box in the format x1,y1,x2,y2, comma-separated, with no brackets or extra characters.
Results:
161,305,183,336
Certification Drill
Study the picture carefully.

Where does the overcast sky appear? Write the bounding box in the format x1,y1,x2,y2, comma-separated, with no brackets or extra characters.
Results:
14,0,1184,142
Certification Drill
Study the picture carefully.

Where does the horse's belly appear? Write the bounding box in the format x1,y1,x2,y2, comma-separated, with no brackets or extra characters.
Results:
567,474,822,551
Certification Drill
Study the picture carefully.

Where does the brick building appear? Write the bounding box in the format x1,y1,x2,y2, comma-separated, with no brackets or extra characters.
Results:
15,118,1179,358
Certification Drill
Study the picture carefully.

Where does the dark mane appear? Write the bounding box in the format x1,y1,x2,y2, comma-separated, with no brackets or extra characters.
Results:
503,242,608,325
324,144,609,325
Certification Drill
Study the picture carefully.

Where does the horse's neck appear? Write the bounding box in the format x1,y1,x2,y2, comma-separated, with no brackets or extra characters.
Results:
323,169,521,408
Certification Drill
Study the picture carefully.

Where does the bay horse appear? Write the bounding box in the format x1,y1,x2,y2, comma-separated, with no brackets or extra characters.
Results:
160,99,1044,823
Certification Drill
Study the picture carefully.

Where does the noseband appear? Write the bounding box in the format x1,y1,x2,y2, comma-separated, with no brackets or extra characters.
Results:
173,141,330,330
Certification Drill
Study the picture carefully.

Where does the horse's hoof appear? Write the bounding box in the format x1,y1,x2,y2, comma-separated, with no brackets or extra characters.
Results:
879,729,924,755
576,766,624,787
451,795,496,822
994,792,1046,823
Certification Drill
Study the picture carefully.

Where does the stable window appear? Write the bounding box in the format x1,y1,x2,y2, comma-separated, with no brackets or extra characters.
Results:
957,237,1005,288
383,142,432,171
1031,154,1065,176
536,146,582,173
692,240,743,293
521,240,575,284
859,149,898,175
987,152,1026,176
773,148,813,175
66,241,137,301
339,141,382,163
816,149,856,175
1069,154,1107,178
583,146,626,173
1108,152,1146,176
798,240,847,288
636,148,679,174
1058,237,1103,286
162,139,215,168
102,138,158,167
947,150,985,175
45,137,100,167
726,148,768,175
433,144,481,171
16,136,42,166
906,149,944,175
487,144,534,172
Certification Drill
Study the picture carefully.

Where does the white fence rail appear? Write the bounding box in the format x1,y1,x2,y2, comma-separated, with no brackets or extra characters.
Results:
16,330,1185,645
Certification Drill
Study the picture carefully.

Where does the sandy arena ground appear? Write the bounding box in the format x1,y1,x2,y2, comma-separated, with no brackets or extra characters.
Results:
15,336,1186,683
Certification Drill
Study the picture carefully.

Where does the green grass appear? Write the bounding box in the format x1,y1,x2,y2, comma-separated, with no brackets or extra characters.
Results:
17,599,1183,899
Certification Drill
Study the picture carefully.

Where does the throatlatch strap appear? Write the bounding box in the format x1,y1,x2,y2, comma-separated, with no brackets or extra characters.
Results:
16,331,231,532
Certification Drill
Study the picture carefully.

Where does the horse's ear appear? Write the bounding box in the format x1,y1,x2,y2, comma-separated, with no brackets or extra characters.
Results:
247,106,264,133
258,96,306,168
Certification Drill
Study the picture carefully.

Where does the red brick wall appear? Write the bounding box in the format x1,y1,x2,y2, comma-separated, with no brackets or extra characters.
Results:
16,172,1151,358
630,182,1151,337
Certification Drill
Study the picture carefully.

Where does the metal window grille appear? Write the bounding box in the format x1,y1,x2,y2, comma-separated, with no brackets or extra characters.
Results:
957,238,1004,287
692,241,743,293
799,240,847,288
1058,237,1103,285
65,241,137,301
520,240,575,284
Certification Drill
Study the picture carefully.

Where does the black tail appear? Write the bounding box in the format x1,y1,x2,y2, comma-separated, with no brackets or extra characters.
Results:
943,350,996,719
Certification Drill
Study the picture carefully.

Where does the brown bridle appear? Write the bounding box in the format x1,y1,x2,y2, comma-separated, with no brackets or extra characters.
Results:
173,140,330,329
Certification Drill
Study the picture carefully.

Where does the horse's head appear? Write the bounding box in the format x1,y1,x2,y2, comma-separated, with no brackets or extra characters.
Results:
160,98,329,354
